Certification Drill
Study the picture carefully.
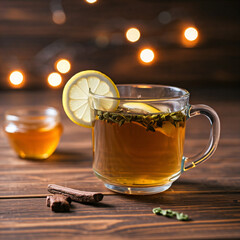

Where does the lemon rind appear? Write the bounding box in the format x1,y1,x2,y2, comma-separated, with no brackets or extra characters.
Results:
62,70,120,128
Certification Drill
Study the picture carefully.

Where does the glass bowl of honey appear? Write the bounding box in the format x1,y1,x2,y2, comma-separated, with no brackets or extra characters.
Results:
4,106,63,160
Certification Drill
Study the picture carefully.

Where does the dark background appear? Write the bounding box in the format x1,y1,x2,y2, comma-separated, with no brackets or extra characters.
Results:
0,0,239,91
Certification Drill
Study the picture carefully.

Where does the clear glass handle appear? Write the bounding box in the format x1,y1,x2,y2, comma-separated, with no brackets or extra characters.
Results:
183,104,221,171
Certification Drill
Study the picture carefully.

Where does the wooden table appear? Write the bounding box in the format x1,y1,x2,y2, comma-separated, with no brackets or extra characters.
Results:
0,89,240,239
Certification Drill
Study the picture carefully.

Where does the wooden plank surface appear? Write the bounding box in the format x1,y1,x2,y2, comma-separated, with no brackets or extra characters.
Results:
0,89,240,239
1,195,240,240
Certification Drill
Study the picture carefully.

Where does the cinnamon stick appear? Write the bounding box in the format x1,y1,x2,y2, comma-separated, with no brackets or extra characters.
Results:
47,184,104,203
46,194,71,212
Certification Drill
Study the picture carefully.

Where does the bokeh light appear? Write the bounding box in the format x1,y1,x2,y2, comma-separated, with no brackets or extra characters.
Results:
158,11,172,24
85,0,97,4
52,10,66,25
55,59,71,74
184,27,198,41
9,71,24,88
95,34,109,48
126,28,141,42
139,48,155,64
47,72,62,88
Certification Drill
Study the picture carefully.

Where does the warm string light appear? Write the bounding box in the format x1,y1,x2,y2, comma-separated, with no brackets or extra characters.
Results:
139,48,155,64
182,26,199,47
126,28,141,42
184,27,198,41
55,59,71,74
6,12,201,89
9,71,24,88
85,0,97,4
47,72,62,88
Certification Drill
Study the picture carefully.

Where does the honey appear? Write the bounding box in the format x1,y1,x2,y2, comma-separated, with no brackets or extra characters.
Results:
4,107,62,160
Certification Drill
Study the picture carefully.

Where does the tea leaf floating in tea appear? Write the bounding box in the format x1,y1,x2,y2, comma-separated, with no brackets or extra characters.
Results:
97,108,186,133
152,207,190,221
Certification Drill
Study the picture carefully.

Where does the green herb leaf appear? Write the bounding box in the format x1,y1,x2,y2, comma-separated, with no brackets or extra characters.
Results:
146,125,155,132
152,207,190,221
118,119,125,126
176,212,190,221
103,112,109,118
96,109,186,131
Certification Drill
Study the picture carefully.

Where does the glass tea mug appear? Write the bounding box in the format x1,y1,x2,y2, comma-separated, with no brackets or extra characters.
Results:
90,85,220,195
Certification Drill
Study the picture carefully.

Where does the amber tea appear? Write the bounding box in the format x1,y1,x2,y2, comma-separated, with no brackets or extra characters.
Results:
92,107,186,188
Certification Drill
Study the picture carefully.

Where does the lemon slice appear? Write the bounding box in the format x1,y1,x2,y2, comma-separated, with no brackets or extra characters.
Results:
122,102,175,137
122,102,160,114
62,70,119,128
160,121,176,138
122,102,169,113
